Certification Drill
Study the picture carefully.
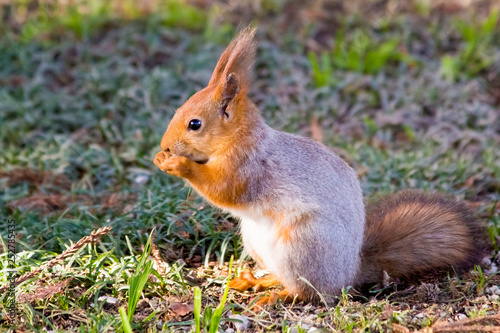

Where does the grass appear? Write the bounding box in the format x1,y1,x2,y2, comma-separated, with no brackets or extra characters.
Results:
441,8,499,81
121,231,155,331
1,0,500,332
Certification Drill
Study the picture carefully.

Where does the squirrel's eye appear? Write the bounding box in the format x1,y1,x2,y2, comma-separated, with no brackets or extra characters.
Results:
188,119,202,131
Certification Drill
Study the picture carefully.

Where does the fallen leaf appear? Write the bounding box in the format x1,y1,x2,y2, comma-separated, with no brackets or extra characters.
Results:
170,302,194,316
391,323,410,333
381,304,394,320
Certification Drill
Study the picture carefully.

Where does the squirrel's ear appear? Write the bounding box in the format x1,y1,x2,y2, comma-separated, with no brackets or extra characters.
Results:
208,26,257,93
219,73,240,117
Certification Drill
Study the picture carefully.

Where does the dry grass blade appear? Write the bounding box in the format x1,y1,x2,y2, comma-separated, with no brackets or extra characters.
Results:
0,226,112,293
310,115,324,142
150,234,168,278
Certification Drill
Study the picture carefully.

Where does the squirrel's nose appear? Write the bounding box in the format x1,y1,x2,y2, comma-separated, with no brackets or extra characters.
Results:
160,137,170,152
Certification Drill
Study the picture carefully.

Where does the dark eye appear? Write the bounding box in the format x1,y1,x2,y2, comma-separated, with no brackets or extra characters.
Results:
188,119,202,131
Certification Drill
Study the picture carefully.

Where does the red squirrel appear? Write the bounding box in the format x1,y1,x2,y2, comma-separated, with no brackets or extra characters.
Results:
154,27,489,308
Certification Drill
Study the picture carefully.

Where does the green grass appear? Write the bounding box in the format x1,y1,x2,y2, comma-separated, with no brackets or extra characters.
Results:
121,231,155,331
441,8,499,81
1,0,500,332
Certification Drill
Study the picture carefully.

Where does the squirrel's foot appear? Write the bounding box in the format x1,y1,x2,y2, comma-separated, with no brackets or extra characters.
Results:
154,151,192,178
252,290,295,311
253,275,281,292
228,272,281,292
228,271,257,291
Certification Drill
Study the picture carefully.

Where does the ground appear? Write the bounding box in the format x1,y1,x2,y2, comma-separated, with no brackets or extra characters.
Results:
0,0,499,332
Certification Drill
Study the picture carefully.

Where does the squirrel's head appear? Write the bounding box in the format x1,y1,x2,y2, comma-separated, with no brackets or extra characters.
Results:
160,27,258,163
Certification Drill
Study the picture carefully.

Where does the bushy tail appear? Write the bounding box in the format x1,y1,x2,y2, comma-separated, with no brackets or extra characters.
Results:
355,190,490,287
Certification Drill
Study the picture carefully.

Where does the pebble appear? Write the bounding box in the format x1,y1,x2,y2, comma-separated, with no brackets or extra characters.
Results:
134,174,150,184
97,296,119,304
303,304,316,312
229,314,250,331
486,285,500,295
484,263,498,274
456,314,467,321
290,323,311,333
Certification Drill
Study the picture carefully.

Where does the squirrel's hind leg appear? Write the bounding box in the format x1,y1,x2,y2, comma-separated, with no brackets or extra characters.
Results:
252,290,299,311
228,271,281,292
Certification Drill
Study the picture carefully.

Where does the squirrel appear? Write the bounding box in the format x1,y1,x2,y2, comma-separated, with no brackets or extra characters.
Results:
154,27,490,308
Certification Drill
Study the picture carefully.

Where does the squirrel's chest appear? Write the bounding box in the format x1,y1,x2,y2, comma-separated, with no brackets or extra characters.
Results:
229,209,280,271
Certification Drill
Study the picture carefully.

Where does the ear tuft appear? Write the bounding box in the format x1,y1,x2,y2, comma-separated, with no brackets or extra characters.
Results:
208,26,257,91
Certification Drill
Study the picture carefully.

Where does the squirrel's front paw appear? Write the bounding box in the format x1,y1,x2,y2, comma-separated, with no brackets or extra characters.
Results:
154,150,170,168
154,151,191,178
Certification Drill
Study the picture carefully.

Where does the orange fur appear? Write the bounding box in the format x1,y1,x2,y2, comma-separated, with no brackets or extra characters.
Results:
228,271,281,292
264,210,293,243
228,271,288,311
356,191,490,287
253,290,297,310
277,224,292,243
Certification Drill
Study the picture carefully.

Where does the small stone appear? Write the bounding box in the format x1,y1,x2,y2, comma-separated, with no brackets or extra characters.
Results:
98,296,119,304
305,314,316,322
484,263,498,274
456,314,467,321
225,329,235,333
303,304,316,312
149,299,158,308
290,324,311,333
134,174,150,184
230,314,250,331
486,285,500,295
481,257,492,266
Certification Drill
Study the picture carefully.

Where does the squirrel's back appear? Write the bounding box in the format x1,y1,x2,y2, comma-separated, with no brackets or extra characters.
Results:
356,190,490,287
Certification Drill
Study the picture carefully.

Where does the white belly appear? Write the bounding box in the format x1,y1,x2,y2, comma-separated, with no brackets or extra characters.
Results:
229,208,278,272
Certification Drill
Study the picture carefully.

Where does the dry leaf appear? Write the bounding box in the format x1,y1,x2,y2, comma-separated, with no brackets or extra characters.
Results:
170,302,194,316
381,304,394,320
391,323,410,333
